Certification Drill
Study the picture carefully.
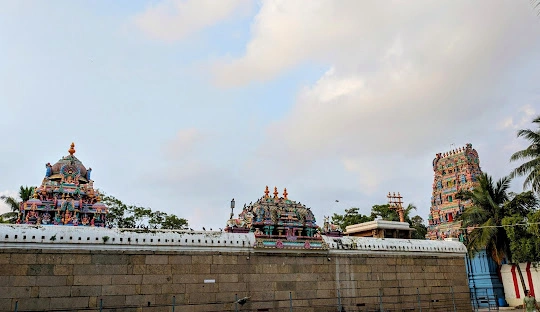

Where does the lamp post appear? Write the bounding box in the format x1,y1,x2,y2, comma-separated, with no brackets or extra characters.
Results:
230,198,235,220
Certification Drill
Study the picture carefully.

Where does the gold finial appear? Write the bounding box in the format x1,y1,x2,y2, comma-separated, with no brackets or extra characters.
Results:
96,194,101,202
273,186,279,199
33,191,38,199
283,188,288,200
264,186,270,198
68,142,76,155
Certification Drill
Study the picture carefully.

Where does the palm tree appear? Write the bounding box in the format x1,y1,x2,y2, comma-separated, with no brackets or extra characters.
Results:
457,173,537,294
510,115,540,194
0,186,35,223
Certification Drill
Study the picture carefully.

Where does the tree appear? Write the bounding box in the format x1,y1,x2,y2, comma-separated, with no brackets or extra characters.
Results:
501,191,540,263
457,173,513,263
0,215,10,224
411,215,428,239
331,207,373,230
101,193,188,230
161,214,190,230
457,173,537,292
0,186,35,223
370,203,417,223
332,203,427,239
510,115,540,194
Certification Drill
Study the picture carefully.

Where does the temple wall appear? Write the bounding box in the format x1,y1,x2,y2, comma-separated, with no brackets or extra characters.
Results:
500,263,540,307
0,225,471,311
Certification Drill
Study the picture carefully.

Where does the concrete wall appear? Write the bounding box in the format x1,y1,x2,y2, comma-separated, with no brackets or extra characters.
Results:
0,225,472,311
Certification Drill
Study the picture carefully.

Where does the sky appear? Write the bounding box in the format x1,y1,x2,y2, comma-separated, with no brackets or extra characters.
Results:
1,0,539,231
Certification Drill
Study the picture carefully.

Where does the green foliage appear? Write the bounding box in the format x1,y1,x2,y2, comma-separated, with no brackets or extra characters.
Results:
510,114,540,194
411,215,428,239
458,174,540,265
19,186,35,202
331,208,373,230
0,215,10,224
161,214,190,230
501,193,540,263
457,173,512,264
0,185,36,223
101,193,188,230
370,203,417,223
370,204,398,221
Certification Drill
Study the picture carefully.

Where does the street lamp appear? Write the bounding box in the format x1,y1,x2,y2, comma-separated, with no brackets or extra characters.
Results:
230,198,235,220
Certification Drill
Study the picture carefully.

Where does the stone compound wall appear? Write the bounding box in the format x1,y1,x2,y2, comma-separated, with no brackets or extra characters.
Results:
0,225,471,311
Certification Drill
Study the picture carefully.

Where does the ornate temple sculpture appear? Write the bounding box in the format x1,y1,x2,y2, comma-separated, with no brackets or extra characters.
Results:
18,143,108,227
225,186,328,250
427,143,482,240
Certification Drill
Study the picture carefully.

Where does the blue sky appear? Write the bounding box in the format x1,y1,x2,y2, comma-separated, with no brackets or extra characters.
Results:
1,0,539,230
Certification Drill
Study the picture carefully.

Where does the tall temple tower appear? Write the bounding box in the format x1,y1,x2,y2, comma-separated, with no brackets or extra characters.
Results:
427,143,482,240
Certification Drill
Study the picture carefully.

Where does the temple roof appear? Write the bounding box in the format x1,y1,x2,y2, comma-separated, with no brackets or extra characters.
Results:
48,143,90,184
432,143,479,169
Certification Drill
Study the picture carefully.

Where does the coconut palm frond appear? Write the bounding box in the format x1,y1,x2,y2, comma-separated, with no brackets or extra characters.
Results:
19,186,35,202
511,114,540,193
516,129,540,143
1,196,20,212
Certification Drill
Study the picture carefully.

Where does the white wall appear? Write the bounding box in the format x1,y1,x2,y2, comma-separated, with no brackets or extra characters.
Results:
501,263,540,307
0,224,466,256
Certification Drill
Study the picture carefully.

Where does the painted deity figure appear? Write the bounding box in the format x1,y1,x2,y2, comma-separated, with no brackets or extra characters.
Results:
54,213,61,225
42,213,51,225
63,211,72,225
45,163,52,177
254,206,264,222
81,214,89,226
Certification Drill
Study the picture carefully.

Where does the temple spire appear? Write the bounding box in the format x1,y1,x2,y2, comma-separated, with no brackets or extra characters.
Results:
68,142,76,155
283,188,288,200
273,186,279,199
264,186,270,199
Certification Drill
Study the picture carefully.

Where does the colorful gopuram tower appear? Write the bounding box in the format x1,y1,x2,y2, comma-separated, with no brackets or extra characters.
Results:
427,143,482,240
18,143,108,227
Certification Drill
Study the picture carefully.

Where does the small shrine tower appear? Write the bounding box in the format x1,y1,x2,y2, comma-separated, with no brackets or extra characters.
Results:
427,143,482,240
18,143,108,227
225,186,327,250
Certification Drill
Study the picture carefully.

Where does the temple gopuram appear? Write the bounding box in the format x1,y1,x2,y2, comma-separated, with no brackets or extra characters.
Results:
427,143,482,240
225,186,328,250
18,143,108,227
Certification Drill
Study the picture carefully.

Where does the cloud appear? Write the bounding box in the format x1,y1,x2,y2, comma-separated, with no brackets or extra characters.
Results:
221,1,540,221
133,0,252,42
341,157,385,195
232,1,537,159
163,128,205,159
498,104,537,130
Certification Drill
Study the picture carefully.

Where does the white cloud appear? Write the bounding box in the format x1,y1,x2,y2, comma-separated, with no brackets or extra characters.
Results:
225,0,540,203
133,0,252,42
341,158,383,195
498,104,537,130
163,128,205,159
